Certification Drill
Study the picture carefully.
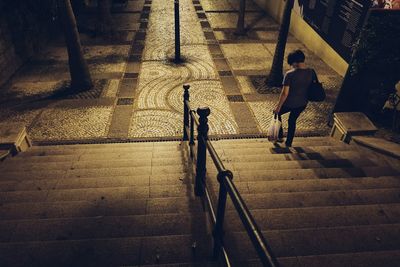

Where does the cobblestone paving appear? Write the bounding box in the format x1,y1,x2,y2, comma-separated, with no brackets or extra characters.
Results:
129,0,238,137
0,0,344,141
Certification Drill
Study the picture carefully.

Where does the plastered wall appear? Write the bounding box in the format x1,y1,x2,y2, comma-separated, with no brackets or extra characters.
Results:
254,0,349,76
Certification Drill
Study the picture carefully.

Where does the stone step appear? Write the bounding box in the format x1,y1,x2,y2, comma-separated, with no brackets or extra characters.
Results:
220,150,369,162
0,197,204,220
212,136,338,144
213,139,343,149
228,158,377,172
292,250,400,267
6,151,194,164
0,165,190,180
0,183,201,204
227,176,400,195
5,150,365,167
224,224,400,259
30,141,182,151
0,174,193,192
0,156,377,173
234,188,400,210
226,166,400,182
1,213,210,243
0,234,214,267
217,145,354,156
223,203,400,232
241,250,400,267
21,142,187,156
0,157,192,172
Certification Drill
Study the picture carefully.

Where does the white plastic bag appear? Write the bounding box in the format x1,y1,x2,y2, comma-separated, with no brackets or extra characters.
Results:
267,114,282,142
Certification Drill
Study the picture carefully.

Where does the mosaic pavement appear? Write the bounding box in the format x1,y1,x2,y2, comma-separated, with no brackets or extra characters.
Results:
0,0,343,142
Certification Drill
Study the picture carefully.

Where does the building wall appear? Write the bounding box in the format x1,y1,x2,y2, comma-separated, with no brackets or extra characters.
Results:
0,0,57,87
253,0,349,76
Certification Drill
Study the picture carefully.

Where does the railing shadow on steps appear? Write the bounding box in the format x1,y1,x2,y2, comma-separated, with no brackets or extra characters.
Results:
182,84,280,267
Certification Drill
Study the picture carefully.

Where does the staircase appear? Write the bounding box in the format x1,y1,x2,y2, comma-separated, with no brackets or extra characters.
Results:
0,142,218,267
209,136,400,267
1,137,400,267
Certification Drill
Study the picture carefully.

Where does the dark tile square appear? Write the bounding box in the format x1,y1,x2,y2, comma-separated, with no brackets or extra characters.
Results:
212,53,224,59
193,0,200,4
207,40,218,45
200,21,211,28
227,95,244,102
128,54,142,62
197,13,207,19
117,98,134,105
132,44,145,54
213,58,229,71
139,21,148,29
220,76,241,95
218,70,233,77
135,31,147,41
204,31,216,40
144,0,152,4
118,78,138,97
140,13,149,19
142,6,151,12
124,73,139,79
208,44,222,54
195,6,203,11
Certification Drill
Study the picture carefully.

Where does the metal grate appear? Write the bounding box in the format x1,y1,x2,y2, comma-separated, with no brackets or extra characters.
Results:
227,95,244,102
218,70,233,77
117,98,134,105
124,73,139,79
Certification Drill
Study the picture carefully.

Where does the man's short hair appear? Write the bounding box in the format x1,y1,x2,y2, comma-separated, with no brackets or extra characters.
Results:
287,49,306,65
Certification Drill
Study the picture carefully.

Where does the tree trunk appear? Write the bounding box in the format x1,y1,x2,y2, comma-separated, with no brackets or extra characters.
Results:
58,0,93,90
267,0,294,87
97,0,114,36
235,0,246,35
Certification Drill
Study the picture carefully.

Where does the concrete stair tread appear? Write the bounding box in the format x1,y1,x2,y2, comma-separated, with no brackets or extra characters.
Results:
0,197,205,220
0,165,190,179
226,176,400,194
0,174,193,190
0,234,214,267
0,184,200,203
1,213,210,243
21,142,187,156
212,136,341,146
223,203,400,231
240,250,400,267
0,157,378,173
3,174,399,193
219,150,372,162
227,158,378,171
353,136,400,159
0,158,191,171
2,176,400,201
219,166,400,181
215,144,352,154
224,223,400,258
232,188,400,209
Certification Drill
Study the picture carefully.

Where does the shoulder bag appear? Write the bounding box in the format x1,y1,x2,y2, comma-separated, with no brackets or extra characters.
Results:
307,69,326,102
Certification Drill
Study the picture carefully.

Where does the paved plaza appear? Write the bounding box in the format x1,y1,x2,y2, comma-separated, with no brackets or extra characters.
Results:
0,0,343,143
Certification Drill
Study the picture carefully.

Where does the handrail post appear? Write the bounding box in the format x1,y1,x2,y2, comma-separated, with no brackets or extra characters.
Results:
189,114,195,158
195,107,210,196
183,84,190,141
213,170,233,259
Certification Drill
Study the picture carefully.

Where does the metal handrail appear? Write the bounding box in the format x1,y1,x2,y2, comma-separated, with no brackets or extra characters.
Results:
182,85,280,267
